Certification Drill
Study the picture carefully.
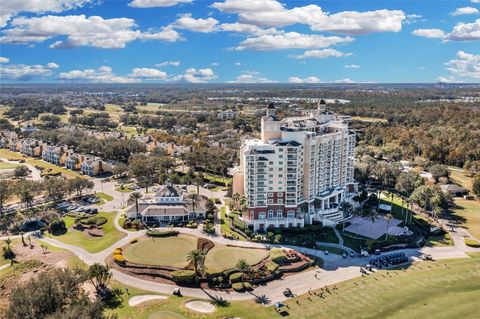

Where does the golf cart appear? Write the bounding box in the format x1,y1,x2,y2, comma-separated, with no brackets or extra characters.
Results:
173,288,182,297
283,288,294,298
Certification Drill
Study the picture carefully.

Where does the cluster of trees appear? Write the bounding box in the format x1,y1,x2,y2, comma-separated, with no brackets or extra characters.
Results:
120,114,177,130
32,129,145,163
6,263,117,319
0,177,94,210
3,97,67,121
128,153,176,192
68,112,118,129
185,146,235,178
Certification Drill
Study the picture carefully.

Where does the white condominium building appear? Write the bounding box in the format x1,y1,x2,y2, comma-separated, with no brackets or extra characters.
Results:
233,102,357,232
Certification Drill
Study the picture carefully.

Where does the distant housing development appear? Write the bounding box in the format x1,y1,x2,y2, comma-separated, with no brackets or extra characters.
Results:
233,103,357,232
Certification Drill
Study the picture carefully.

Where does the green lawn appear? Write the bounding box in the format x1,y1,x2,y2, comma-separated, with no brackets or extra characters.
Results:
0,149,24,160
425,232,454,247
123,235,197,268
107,254,480,319
449,169,473,192
204,245,269,273
379,191,410,221
0,238,20,266
340,232,368,252
97,192,114,201
451,199,480,239
52,212,126,253
0,162,22,170
105,281,271,319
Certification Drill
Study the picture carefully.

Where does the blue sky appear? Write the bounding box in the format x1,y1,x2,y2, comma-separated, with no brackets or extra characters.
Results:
0,0,479,83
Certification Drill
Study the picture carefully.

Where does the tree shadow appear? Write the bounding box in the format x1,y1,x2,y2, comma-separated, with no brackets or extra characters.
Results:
200,288,230,307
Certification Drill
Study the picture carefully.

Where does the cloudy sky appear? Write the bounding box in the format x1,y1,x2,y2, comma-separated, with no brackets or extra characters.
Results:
0,0,479,83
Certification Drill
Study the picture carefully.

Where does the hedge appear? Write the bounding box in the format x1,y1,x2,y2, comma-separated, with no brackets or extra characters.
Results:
113,254,125,265
266,261,279,273
146,230,179,237
229,272,243,283
243,282,253,291
172,270,195,284
113,248,123,255
464,238,480,248
270,248,288,264
82,216,107,226
232,282,244,292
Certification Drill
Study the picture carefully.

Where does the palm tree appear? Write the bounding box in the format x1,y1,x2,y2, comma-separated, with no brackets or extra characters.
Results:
384,213,394,240
339,201,353,232
129,192,143,220
187,249,206,282
187,192,199,214
352,207,363,238
236,259,251,282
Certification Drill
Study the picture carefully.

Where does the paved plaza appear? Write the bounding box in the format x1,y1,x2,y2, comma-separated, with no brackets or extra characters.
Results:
345,215,404,239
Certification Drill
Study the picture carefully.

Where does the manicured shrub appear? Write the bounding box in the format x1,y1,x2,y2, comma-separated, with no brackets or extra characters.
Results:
113,249,123,255
83,216,107,226
464,238,480,248
172,270,195,284
270,248,288,264
229,272,243,283
266,261,279,273
113,254,125,265
146,230,179,237
232,282,244,292
49,218,66,234
243,282,253,291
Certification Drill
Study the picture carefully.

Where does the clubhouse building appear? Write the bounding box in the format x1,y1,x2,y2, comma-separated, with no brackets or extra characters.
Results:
128,183,207,223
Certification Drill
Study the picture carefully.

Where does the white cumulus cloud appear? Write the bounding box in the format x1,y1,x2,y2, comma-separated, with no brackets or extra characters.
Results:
129,0,193,8
412,28,446,39
334,78,355,83
129,68,168,80
450,7,479,16
345,64,360,68
155,61,181,67
288,76,321,83
0,14,181,49
445,51,480,79
0,57,10,63
0,62,59,81
171,14,219,33
173,67,217,83
291,49,352,59
229,71,276,83
212,0,405,35
58,66,139,83
234,31,354,51
0,0,94,27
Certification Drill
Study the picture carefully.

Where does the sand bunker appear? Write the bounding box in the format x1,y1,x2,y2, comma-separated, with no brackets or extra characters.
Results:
128,295,168,306
184,300,216,313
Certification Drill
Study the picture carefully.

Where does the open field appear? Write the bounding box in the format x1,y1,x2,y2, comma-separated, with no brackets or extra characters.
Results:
452,199,480,239
204,245,269,273
53,212,126,253
25,157,85,179
123,235,197,268
107,254,480,319
449,168,473,191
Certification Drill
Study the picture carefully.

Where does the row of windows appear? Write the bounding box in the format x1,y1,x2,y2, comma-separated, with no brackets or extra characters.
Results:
256,211,296,219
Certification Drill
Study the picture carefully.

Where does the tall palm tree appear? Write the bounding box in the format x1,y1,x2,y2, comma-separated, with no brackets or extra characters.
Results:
129,192,142,220
188,192,199,213
339,201,353,232
187,249,206,282
236,259,251,282
352,207,363,238
384,213,394,240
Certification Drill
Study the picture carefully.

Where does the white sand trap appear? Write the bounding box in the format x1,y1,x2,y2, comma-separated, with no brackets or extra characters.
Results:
128,295,168,306
184,300,216,313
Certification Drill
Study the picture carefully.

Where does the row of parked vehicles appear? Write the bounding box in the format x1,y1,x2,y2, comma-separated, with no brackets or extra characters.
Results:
56,197,99,215
368,252,409,269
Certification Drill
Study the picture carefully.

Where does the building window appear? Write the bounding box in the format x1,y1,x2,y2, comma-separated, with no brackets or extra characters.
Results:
277,211,283,218
268,192,273,198
268,210,274,219
277,199,283,204
259,212,266,219
287,211,295,218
